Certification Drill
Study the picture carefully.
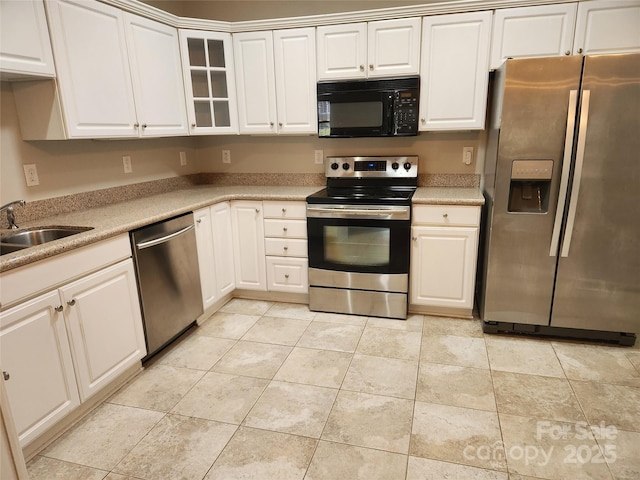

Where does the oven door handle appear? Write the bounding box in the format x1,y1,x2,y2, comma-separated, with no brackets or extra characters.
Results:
307,206,409,217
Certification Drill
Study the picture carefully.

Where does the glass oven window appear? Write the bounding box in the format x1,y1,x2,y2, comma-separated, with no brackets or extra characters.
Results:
324,225,390,266
330,102,382,128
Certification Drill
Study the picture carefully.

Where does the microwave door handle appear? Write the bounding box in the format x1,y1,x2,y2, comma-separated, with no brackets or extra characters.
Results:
550,89,578,256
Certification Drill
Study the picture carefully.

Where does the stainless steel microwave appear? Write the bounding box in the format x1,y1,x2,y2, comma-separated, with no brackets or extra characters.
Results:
317,76,419,138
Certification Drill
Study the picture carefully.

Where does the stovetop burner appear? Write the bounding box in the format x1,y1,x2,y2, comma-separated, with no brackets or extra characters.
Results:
306,156,418,206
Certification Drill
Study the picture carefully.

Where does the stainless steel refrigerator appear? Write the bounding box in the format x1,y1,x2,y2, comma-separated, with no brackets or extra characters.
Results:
479,53,640,345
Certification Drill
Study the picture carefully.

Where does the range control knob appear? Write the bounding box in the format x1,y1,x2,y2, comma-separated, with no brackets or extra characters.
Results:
404,162,412,171
391,162,399,170
330,162,339,170
342,163,350,170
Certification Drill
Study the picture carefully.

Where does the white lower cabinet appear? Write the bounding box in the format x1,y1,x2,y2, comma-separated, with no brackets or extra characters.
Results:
410,205,480,316
0,258,145,447
195,202,236,309
263,201,308,294
231,201,267,290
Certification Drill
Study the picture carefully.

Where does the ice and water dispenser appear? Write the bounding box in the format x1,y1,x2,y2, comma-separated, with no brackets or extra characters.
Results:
508,160,553,213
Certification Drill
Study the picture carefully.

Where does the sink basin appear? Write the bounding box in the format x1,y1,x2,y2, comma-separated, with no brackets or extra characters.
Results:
0,226,93,255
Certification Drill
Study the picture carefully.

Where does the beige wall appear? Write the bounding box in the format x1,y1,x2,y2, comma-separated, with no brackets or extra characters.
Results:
196,132,485,175
0,84,199,203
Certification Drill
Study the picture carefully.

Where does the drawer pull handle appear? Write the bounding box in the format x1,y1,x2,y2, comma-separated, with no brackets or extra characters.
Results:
283,227,288,232
68,299,76,307
55,305,64,313
284,274,289,279
3,371,10,381
283,246,288,251
282,208,286,213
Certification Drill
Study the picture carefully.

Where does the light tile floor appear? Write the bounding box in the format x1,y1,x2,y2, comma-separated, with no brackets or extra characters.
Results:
27,299,640,480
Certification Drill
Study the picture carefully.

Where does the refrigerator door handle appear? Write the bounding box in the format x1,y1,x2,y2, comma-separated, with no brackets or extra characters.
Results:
561,90,591,258
550,89,579,256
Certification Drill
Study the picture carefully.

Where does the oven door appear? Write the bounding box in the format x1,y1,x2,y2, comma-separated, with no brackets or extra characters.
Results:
317,90,393,138
306,205,410,275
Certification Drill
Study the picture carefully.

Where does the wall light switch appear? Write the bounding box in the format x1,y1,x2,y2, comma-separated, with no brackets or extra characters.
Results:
463,147,474,165
314,150,324,164
222,150,231,164
23,164,40,186
179,151,187,166
122,155,132,173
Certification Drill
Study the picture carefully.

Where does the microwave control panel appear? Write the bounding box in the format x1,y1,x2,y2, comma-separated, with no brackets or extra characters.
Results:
394,91,418,134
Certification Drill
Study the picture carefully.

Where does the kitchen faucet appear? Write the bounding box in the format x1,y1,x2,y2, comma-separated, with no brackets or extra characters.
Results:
1,200,26,229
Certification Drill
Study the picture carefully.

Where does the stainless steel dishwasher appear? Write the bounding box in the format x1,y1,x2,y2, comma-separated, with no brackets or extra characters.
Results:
131,213,203,359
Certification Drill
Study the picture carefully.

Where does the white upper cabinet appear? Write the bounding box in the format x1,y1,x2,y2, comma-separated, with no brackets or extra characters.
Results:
273,28,317,134
21,0,187,139
317,18,421,80
573,0,640,55
234,28,316,135
45,0,138,138
419,11,492,131
0,0,56,79
490,3,578,70
179,30,238,134
124,13,189,137
234,31,278,134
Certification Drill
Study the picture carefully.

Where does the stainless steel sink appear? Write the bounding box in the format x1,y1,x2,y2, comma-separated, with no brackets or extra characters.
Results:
0,226,93,255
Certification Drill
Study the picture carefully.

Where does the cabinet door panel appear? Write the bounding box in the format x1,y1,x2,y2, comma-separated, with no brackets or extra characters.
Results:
194,207,217,310
419,11,491,130
574,0,640,55
0,292,79,447
273,28,317,134
211,202,236,297
316,23,367,80
45,0,137,137
124,13,188,136
62,260,145,401
490,4,577,70
368,18,421,77
234,31,277,134
266,257,308,293
231,201,266,290
410,226,477,309
0,0,56,78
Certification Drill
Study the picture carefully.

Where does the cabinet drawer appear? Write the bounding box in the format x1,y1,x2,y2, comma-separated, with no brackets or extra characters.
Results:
263,201,306,219
266,256,308,293
264,219,307,238
265,238,308,257
413,205,480,226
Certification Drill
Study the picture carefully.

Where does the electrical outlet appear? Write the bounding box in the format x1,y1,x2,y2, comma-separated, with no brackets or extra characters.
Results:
462,147,474,165
314,150,324,164
222,150,231,164
122,155,132,173
23,164,40,186
179,151,187,166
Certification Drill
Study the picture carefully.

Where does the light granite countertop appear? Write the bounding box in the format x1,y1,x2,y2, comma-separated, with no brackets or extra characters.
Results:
1,184,483,273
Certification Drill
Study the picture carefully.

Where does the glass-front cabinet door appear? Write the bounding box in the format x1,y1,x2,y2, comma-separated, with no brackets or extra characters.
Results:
178,30,238,134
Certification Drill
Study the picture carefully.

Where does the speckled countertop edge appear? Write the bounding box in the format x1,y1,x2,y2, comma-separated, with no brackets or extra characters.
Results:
1,184,483,273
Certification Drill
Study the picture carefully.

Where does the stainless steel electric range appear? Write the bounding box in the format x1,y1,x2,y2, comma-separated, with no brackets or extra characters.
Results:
306,156,418,319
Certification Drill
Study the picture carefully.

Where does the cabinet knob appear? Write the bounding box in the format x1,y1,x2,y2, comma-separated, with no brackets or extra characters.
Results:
67,299,76,306
369,64,374,71
282,208,286,213
55,305,64,313
443,213,449,219
284,274,289,279
420,118,426,124
577,48,583,54
270,122,274,127
142,124,148,129
283,246,288,251
564,50,570,56
359,64,365,72
412,236,417,241
278,122,283,127
255,208,260,213
283,227,288,232
134,123,140,128
3,371,9,381
191,123,196,128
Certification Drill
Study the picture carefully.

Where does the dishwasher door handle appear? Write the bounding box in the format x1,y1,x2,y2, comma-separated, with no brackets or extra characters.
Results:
135,224,195,250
